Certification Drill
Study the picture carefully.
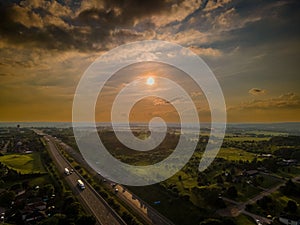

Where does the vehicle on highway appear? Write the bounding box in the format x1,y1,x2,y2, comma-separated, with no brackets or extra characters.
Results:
255,219,262,225
77,179,85,190
64,167,70,175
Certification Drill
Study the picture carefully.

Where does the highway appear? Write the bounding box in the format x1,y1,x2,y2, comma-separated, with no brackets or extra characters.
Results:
43,134,126,225
57,137,175,225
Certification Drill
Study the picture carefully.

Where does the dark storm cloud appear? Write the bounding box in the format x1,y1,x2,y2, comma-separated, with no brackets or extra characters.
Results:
0,0,175,51
0,3,78,50
169,0,300,53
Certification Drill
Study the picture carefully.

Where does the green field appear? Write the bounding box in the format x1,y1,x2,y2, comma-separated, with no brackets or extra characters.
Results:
217,148,257,161
234,215,256,225
0,152,46,174
232,182,262,202
259,174,282,189
276,166,300,178
225,136,270,141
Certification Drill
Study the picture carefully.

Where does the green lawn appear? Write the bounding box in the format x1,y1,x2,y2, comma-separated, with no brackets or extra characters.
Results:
0,152,46,174
235,183,262,202
28,174,51,187
234,215,256,225
217,148,257,161
259,174,283,189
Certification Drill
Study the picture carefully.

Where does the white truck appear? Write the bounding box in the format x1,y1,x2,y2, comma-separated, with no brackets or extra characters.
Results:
64,167,70,175
77,179,85,190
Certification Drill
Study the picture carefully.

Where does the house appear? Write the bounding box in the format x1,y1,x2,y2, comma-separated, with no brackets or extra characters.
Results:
282,159,298,166
25,201,47,211
259,154,272,158
244,170,259,177
257,167,268,172
279,215,300,225
21,210,45,224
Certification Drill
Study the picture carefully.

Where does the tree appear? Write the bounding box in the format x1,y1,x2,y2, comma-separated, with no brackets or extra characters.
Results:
227,186,238,199
76,215,96,225
178,175,182,181
284,200,297,213
225,173,233,183
39,214,68,225
280,179,300,197
65,202,82,219
0,190,15,207
215,175,223,184
257,196,272,210
199,218,235,225
39,184,54,196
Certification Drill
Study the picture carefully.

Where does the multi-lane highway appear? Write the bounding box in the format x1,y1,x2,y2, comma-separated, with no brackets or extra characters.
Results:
43,134,126,225
56,136,175,225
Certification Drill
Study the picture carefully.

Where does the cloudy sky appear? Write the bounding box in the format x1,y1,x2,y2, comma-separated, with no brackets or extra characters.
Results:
0,0,299,123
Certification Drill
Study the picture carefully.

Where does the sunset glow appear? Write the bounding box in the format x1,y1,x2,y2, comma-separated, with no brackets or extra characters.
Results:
146,77,155,86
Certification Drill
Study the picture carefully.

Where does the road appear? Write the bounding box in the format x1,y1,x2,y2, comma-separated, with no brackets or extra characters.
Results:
43,135,126,225
57,137,175,225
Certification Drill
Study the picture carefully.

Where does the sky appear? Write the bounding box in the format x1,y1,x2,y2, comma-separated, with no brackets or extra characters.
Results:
0,0,299,123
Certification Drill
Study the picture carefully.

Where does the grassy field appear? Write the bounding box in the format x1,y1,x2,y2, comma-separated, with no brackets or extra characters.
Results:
225,136,270,141
235,183,262,202
259,174,282,189
217,148,257,161
276,166,300,178
0,152,46,174
28,174,51,186
234,215,256,225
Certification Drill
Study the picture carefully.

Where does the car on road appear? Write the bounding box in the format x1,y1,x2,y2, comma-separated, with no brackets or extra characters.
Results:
256,219,262,225
77,179,85,190
64,167,70,175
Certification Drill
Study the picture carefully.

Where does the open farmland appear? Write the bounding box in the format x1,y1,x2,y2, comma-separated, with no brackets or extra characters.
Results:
0,152,46,174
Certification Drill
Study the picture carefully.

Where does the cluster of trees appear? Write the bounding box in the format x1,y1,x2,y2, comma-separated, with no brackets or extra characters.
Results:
191,187,226,209
269,136,300,146
5,128,44,153
245,181,299,217
0,190,15,207
39,192,96,225
0,162,42,183
280,180,300,198
274,148,300,160
199,218,236,225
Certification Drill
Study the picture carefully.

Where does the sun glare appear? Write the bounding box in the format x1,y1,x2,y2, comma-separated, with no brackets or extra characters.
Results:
146,77,155,86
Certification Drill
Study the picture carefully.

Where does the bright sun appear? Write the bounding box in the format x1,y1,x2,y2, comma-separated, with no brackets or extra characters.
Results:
146,77,155,86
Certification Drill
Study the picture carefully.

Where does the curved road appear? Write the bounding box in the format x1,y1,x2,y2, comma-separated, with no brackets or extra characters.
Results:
44,135,126,225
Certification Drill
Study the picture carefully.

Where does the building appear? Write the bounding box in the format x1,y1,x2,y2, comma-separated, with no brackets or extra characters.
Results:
244,170,259,177
279,215,300,225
